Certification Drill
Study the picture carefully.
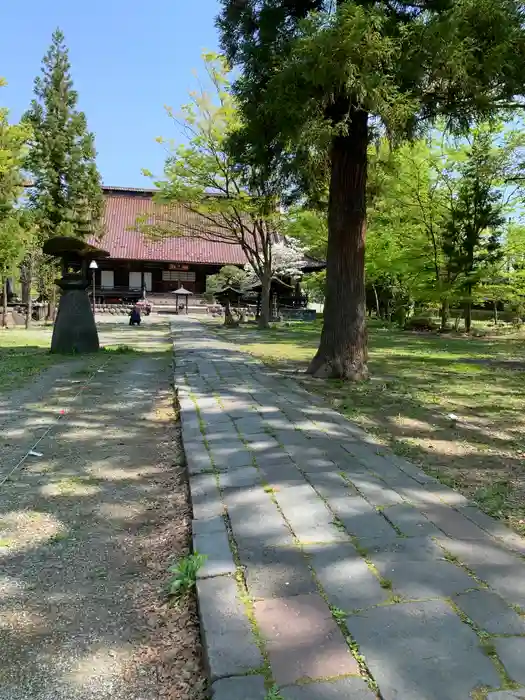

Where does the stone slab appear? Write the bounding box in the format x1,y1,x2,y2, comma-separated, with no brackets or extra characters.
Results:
281,678,377,700
204,629,264,680
494,637,525,685
197,410,233,426
184,439,214,474
233,417,266,435
196,575,249,635
241,544,317,599
371,554,476,599
382,503,441,537
203,423,238,439
487,691,525,699
347,599,501,700
255,452,297,471
211,675,267,700
303,542,389,612
340,441,400,475
192,515,227,536
244,434,281,452
197,576,263,679
325,494,398,541
454,589,525,635
364,536,448,562
211,448,255,470
421,503,488,540
458,505,525,556
218,466,261,490
227,495,294,549
194,530,236,579
306,471,359,500
254,593,359,686
437,538,525,609
349,473,405,506
275,489,350,544
189,473,223,519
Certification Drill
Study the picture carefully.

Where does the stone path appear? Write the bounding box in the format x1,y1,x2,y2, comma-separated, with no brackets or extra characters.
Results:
173,318,525,700
0,326,196,699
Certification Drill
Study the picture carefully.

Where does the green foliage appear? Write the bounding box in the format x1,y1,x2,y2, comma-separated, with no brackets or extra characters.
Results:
0,85,31,222
264,686,284,700
220,0,525,196
219,0,525,375
0,82,33,316
143,53,293,327
206,265,248,294
167,552,207,600
24,28,103,242
442,131,505,283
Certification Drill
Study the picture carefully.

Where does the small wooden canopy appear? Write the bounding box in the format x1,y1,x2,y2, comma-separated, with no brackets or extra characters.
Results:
172,285,192,315
172,286,193,295
245,276,294,292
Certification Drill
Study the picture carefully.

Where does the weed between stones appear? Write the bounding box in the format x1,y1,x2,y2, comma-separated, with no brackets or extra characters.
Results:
439,545,489,588
447,599,520,692
167,552,207,602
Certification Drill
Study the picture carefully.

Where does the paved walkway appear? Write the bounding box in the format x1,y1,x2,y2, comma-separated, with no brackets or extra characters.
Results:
173,318,525,700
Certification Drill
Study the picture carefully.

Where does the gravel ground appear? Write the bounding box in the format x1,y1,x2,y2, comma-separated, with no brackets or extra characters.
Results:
0,323,206,700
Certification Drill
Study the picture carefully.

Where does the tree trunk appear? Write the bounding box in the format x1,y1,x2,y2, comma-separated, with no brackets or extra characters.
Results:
308,108,368,380
464,284,472,333
440,299,449,332
47,286,56,323
25,254,33,329
372,284,380,318
258,270,271,330
1,276,7,328
223,299,238,327
493,301,498,325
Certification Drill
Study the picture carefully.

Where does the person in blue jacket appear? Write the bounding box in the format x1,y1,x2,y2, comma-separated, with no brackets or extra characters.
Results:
129,305,141,326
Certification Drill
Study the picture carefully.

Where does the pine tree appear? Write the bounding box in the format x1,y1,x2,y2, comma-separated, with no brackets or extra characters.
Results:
24,28,103,241
24,29,103,317
442,132,505,332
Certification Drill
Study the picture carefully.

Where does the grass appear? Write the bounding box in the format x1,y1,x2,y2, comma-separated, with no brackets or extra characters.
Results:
208,318,525,536
0,321,171,393
0,327,67,393
167,552,207,601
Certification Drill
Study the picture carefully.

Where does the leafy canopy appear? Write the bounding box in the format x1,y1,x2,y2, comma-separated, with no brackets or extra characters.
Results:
220,0,525,197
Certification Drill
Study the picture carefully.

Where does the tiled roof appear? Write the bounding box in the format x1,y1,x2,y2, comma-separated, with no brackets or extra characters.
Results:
88,187,248,265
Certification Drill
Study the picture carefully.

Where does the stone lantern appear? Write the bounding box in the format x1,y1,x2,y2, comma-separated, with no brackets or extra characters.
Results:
42,236,110,354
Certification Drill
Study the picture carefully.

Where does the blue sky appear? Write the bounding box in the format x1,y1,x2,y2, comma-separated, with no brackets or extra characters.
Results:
1,0,221,187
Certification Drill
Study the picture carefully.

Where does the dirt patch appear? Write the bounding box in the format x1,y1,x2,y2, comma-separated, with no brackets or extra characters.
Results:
122,412,207,700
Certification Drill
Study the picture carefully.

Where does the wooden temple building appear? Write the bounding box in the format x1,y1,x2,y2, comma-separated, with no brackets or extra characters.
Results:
85,186,324,310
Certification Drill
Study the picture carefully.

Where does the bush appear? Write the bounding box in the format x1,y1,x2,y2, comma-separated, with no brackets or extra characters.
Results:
404,316,439,332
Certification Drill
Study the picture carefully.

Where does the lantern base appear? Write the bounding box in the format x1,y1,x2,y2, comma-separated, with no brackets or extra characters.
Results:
50,276,99,354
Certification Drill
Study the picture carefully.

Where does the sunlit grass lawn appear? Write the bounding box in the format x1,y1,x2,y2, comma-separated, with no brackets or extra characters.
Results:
0,327,64,393
210,319,525,535
0,321,171,394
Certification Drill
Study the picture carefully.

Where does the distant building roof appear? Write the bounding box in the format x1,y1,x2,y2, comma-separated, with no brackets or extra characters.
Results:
90,186,325,271
89,186,247,265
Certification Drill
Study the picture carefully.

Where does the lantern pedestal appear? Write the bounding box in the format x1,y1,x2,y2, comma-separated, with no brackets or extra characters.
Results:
51,275,99,354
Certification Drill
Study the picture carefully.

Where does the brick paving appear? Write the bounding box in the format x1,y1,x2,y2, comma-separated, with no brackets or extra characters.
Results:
172,318,525,700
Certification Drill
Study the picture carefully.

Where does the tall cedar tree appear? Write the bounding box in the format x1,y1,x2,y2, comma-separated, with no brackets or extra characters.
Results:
24,29,103,251
442,131,505,332
218,0,525,379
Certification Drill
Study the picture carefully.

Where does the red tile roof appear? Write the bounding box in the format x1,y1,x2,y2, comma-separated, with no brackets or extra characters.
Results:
88,187,248,265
